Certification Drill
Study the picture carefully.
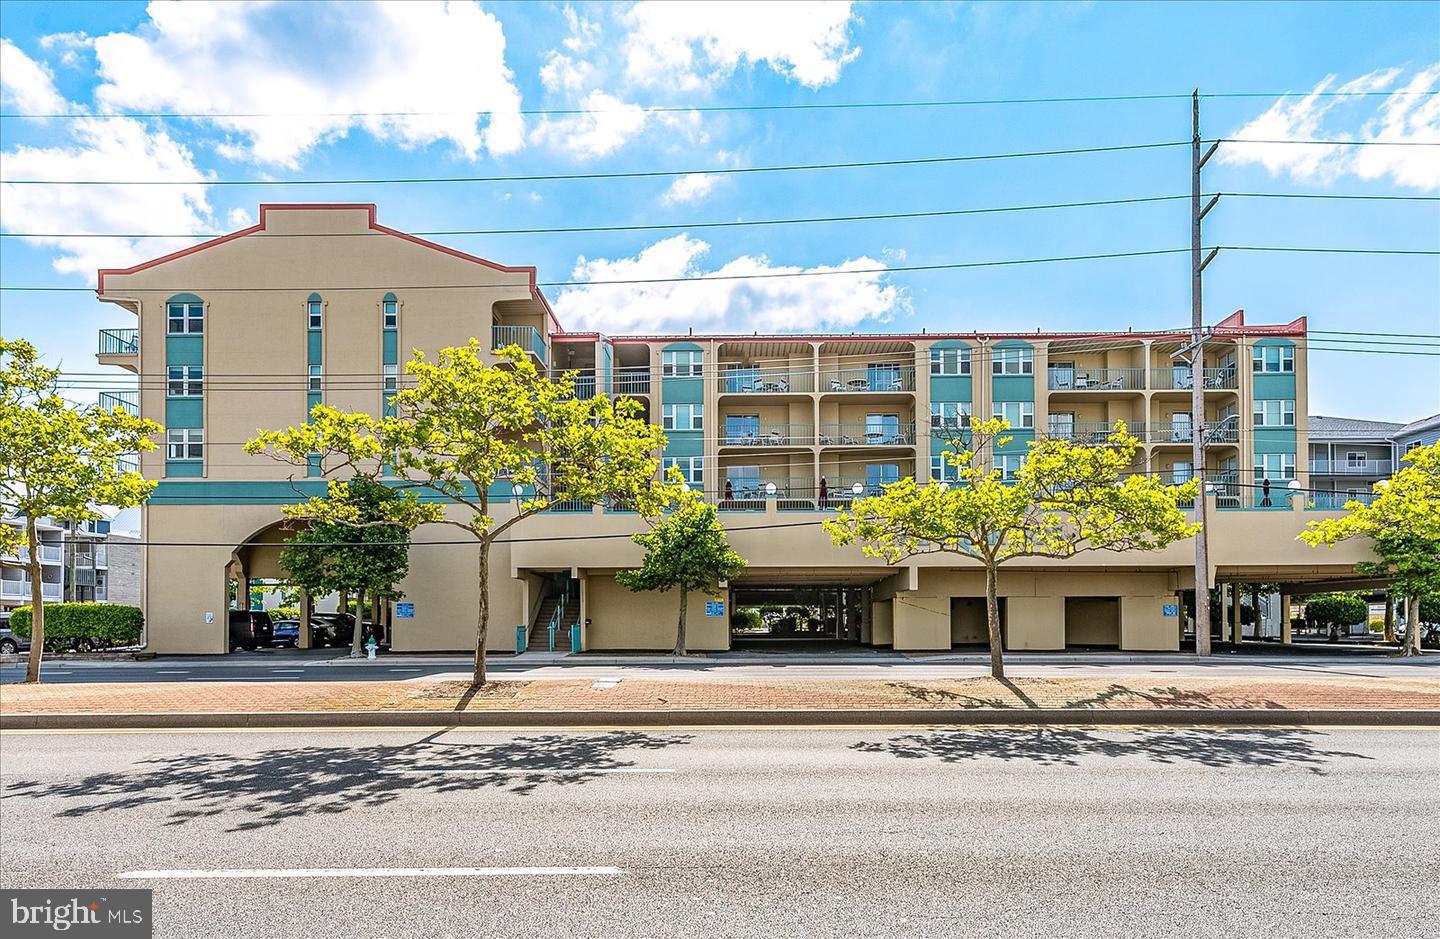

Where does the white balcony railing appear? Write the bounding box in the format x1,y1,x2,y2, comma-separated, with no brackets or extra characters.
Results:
1309,459,1393,476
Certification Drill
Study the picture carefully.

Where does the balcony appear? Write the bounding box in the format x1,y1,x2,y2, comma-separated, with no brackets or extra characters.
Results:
819,423,916,447
0,578,62,601
97,328,140,373
38,543,62,563
820,367,916,394
1150,367,1239,391
1149,417,1239,445
720,423,814,447
1045,420,1145,444
1309,458,1393,476
118,453,140,474
717,368,815,395
1047,367,1145,391
1309,490,1379,510
613,367,651,396
96,389,139,417
491,324,546,366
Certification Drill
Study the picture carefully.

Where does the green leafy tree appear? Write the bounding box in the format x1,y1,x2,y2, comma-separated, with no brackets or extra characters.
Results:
825,418,1200,679
1301,442,1440,655
247,343,671,683
617,484,747,655
0,338,160,683
279,478,414,657
1301,592,1369,641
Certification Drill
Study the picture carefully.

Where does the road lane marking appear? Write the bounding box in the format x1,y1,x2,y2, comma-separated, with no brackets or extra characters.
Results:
155,670,190,674
119,866,624,880
391,668,425,672
380,767,675,776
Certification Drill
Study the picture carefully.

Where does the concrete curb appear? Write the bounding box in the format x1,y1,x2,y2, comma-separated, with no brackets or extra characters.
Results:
3,708,1437,730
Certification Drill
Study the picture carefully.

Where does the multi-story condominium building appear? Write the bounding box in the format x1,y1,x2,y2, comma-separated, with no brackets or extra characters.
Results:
93,203,1375,655
0,517,137,613
1393,413,1440,457
1306,415,1404,510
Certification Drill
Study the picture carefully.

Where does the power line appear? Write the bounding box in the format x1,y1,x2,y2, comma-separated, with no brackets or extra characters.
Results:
3,191,1435,241
0,140,1193,186
2,88,1433,121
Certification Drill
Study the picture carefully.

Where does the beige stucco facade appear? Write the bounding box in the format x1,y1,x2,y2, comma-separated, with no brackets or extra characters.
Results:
93,204,1373,655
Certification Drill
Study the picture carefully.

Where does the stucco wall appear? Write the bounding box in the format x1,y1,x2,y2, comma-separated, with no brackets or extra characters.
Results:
584,575,729,651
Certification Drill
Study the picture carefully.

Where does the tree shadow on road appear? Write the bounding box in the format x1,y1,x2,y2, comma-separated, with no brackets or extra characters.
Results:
851,727,1373,773
1,730,691,831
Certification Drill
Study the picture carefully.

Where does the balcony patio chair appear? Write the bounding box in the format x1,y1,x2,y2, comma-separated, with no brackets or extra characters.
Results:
766,430,784,446
829,379,846,392
1098,376,1125,390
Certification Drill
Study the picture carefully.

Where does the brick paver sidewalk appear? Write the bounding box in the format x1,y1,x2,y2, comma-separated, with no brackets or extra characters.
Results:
4,674,1439,714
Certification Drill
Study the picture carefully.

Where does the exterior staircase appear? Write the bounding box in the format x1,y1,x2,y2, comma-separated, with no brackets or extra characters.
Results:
525,587,580,653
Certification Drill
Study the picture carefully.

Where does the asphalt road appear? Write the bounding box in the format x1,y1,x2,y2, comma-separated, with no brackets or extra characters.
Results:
3,647,1437,684
2,727,1436,938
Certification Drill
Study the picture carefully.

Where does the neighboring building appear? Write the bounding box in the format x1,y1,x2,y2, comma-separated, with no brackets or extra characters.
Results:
1393,412,1440,457
92,203,1377,655
1306,415,1403,510
0,517,140,612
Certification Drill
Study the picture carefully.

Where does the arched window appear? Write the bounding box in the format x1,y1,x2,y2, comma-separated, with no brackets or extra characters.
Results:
382,292,399,330
307,292,323,330
166,293,204,335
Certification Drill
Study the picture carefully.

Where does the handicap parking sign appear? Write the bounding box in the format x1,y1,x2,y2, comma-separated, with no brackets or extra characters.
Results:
1162,604,1179,617
705,600,724,617
396,602,415,618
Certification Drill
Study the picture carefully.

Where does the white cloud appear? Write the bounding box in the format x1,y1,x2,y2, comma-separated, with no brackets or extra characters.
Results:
659,173,719,206
553,234,906,334
539,51,595,93
530,90,648,160
1221,65,1440,191
0,117,214,279
621,1,861,91
226,207,255,228
0,39,68,115
89,0,524,167
38,31,94,69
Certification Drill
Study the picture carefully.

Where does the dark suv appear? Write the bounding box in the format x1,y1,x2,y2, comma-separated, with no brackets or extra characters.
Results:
228,610,274,651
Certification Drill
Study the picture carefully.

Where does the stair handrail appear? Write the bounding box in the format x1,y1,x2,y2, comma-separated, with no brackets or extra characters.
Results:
546,592,565,652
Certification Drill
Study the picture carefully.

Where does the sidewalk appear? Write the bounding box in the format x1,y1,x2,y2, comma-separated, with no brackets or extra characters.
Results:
3,673,1439,728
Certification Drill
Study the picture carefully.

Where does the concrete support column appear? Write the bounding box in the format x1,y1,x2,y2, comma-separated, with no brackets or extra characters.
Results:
1219,584,1229,644
1231,585,1243,645
299,588,314,649
1280,592,1292,644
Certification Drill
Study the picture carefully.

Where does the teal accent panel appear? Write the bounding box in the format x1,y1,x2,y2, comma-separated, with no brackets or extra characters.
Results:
600,342,613,393
994,430,1035,454
661,341,703,352
306,392,322,417
307,330,323,364
1252,373,1296,399
662,377,704,404
991,375,1034,401
929,375,972,400
1252,428,1298,454
165,335,204,366
165,397,204,428
929,339,970,349
992,339,1034,349
166,293,203,303
164,460,204,478
663,432,704,457
383,392,396,417
307,292,322,303
306,454,323,478
150,479,490,506
382,330,398,364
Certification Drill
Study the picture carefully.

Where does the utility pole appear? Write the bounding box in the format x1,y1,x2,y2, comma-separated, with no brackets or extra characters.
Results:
1189,90,1221,656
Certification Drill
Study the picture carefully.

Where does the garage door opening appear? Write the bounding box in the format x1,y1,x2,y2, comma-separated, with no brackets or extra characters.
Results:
730,585,867,649
949,597,993,649
1065,597,1120,648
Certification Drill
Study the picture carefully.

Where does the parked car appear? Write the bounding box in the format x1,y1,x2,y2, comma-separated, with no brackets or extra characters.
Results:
270,620,300,648
0,625,30,655
228,610,274,651
310,612,382,649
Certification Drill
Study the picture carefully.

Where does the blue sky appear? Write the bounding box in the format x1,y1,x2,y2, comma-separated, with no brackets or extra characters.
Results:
1,0,1437,422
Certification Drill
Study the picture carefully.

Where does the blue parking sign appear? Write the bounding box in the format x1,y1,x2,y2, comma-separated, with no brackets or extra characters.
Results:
705,600,724,617
1162,604,1179,617
396,602,415,618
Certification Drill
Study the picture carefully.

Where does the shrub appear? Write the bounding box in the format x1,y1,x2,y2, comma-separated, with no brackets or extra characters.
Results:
1304,593,1368,638
9,603,144,648
269,606,301,622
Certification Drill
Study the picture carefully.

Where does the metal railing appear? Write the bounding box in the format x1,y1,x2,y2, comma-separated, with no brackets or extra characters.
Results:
720,423,814,447
1150,367,1239,390
491,324,546,365
1309,458,1393,476
1150,418,1239,444
0,579,61,600
1044,420,1145,444
613,367,651,395
98,328,139,355
819,423,917,446
1047,367,1145,391
717,368,816,394
820,366,917,393
96,389,139,416
117,453,140,474
38,543,62,562
1308,490,1380,510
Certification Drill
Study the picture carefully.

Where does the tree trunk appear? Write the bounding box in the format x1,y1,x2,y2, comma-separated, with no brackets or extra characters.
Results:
1250,586,1262,640
23,517,45,684
1384,593,1395,644
1405,595,1422,656
473,540,490,685
349,589,366,658
675,588,688,656
984,562,1005,679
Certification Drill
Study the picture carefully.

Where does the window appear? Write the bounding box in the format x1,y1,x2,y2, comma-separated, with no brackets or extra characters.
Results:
1346,451,1368,469
383,364,398,392
662,349,702,377
1251,345,1295,373
864,463,900,494
930,455,961,483
725,414,760,442
991,347,1033,376
1254,452,1296,481
307,297,323,330
929,347,971,376
308,365,322,393
992,400,1035,429
166,428,203,460
663,456,703,486
167,301,203,335
930,401,971,431
662,403,702,430
1171,461,1194,486
1406,441,1422,453
866,362,903,391
725,465,761,498
382,297,398,329
997,454,1022,481
1047,412,1075,436
167,365,202,397
1253,399,1295,427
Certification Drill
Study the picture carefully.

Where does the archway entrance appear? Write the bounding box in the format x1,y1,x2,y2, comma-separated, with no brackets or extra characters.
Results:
729,585,868,649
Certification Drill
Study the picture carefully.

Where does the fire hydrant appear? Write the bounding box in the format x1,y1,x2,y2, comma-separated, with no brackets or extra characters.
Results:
366,636,378,660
